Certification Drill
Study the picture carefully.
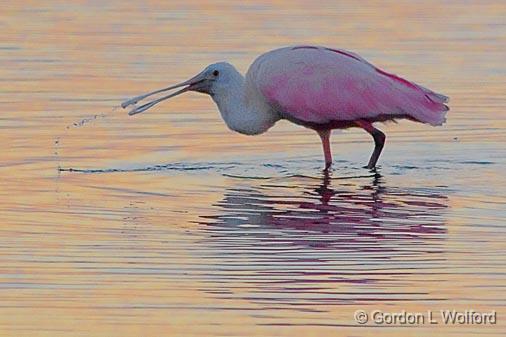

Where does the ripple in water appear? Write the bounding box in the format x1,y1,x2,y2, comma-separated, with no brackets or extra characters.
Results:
195,174,449,311
58,159,383,181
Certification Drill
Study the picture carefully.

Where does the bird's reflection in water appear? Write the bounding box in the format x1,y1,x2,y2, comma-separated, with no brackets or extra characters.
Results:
198,172,449,309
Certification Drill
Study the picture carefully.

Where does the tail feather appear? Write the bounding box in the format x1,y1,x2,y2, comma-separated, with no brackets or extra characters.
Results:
375,67,449,125
398,84,449,126
415,90,449,126
397,79,449,126
416,84,449,103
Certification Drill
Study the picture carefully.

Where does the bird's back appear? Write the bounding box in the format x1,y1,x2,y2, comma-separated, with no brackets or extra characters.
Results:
246,46,449,127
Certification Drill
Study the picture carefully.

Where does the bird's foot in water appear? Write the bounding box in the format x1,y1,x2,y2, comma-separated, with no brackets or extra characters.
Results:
323,161,332,172
363,164,380,173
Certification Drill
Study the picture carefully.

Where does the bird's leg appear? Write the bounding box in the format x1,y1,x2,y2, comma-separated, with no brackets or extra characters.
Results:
356,120,386,169
317,129,332,171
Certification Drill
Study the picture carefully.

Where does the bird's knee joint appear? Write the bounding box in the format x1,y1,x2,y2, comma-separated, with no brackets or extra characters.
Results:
373,130,386,143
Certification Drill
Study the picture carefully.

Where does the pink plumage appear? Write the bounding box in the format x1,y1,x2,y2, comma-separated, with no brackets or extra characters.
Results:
123,45,450,170
248,46,448,127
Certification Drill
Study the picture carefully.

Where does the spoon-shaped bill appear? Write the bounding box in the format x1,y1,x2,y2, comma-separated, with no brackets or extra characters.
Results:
121,70,208,109
121,80,191,109
128,86,190,115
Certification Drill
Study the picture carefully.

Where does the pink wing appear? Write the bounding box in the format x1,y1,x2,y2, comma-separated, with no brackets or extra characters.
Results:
247,46,449,126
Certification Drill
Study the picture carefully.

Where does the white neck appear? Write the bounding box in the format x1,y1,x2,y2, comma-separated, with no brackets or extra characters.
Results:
211,72,280,135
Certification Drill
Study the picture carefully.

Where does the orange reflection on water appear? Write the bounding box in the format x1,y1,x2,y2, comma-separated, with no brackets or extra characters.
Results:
1,0,505,336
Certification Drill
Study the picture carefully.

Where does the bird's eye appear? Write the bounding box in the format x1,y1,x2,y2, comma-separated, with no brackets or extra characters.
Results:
213,70,219,76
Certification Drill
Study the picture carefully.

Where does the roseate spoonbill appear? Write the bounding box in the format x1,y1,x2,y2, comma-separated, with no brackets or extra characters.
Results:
122,46,449,170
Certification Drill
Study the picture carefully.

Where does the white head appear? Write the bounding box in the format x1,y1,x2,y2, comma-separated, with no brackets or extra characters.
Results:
122,62,243,115
122,61,279,135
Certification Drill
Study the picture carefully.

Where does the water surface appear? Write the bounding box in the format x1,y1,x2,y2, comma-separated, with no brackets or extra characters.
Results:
1,1,505,336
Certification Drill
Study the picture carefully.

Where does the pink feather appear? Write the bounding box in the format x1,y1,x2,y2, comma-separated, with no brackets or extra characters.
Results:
247,46,449,127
